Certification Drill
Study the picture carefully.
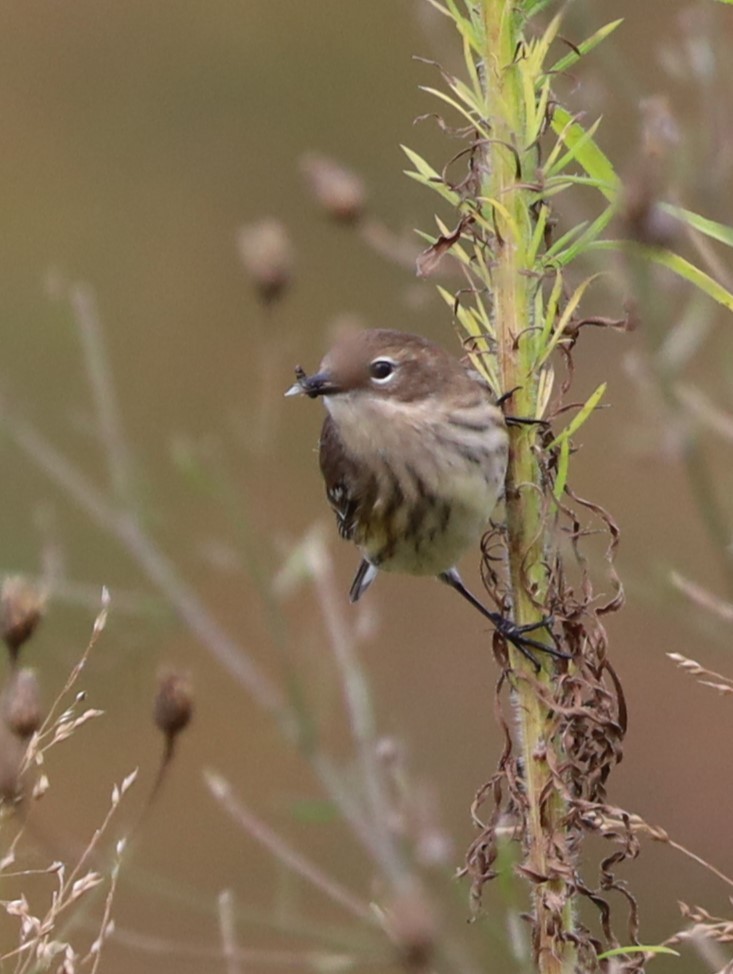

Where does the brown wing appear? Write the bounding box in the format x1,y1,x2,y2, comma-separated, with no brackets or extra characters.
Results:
318,415,366,542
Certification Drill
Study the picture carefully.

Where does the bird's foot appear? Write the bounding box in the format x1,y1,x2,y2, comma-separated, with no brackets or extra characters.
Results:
437,569,568,670
491,613,569,670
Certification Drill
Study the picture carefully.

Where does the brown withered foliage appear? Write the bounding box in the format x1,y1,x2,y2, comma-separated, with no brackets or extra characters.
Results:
465,472,640,967
432,133,641,960
415,215,474,278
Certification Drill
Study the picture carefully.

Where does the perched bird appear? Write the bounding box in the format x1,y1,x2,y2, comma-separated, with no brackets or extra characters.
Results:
286,329,560,662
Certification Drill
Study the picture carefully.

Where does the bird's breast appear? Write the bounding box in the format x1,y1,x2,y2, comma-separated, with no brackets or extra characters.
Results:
324,393,508,575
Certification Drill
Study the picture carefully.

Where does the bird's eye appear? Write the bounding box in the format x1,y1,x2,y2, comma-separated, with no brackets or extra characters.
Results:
369,359,395,382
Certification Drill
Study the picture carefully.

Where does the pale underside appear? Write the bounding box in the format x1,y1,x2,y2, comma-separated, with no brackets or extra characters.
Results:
321,391,508,577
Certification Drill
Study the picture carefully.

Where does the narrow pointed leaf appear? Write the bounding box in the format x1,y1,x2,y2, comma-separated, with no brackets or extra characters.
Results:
552,438,571,500
551,107,619,201
589,240,733,312
660,203,733,248
546,116,603,179
548,20,623,77
548,383,607,449
419,85,481,128
598,946,679,960
547,203,617,267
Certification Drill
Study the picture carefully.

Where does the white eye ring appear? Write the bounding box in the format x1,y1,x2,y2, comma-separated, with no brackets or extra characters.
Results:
369,358,397,383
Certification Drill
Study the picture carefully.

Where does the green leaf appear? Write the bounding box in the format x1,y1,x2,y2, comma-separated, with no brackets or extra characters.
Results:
537,275,600,365
597,946,680,960
402,145,461,206
589,240,733,312
543,220,590,261
462,30,481,95
525,0,558,16
404,170,460,206
660,202,733,248
546,116,604,179
542,173,616,194
401,144,439,180
552,437,571,500
550,107,619,202
527,201,550,265
444,0,481,51
526,12,562,75
547,20,623,77
546,203,617,267
419,85,482,129
527,78,552,145
547,383,607,450
539,270,564,343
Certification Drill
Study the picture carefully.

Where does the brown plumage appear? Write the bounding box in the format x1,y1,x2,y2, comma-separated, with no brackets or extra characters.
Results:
286,329,564,664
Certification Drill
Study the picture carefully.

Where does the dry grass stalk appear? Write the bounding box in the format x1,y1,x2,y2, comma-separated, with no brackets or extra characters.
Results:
0,592,139,973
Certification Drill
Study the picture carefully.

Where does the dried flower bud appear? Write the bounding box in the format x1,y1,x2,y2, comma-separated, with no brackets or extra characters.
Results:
301,154,366,224
237,218,294,305
3,668,42,739
385,888,438,972
153,669,193,739
1,577,46,660
0,729,24,803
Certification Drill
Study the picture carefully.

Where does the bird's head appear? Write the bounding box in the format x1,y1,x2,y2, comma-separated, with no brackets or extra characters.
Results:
284,329,471,404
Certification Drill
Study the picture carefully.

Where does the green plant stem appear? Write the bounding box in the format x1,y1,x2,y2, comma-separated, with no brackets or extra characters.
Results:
480,3,576,971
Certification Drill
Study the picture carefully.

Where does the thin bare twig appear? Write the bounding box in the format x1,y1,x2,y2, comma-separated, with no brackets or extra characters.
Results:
204,770,373,924
2,295,417,890
86,839,125,974
218,889,242,974
303,535,407,887
110,923,371,969
70,283,136,507
670,573,733,624
0,404,285,719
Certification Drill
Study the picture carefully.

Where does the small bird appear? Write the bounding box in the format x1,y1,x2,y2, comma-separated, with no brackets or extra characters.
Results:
286,328,560,663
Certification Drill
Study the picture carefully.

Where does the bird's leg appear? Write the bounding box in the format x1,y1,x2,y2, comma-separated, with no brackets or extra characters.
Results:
504,415,549,430
349,559,379,604
495,388,549,430
495,387,521,408
438,568,568,667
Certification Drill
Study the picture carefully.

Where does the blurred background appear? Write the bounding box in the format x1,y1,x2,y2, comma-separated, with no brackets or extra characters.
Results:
0,1,732,971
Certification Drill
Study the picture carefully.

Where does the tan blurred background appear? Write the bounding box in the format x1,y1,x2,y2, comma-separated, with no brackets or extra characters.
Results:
0,1,732,971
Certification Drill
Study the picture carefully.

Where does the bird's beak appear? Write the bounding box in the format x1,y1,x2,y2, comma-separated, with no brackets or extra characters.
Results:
284,368,339,399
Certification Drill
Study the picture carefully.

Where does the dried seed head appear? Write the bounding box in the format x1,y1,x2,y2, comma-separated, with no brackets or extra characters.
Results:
237,218,294,305
153,669,193,740
2,668,43,739
301,154,367,224
1,577,46,660
0,729,24,803
385,888,438,972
